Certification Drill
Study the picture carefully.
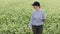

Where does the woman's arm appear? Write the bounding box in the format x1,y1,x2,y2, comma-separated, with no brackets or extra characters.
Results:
42,11,46,22
28,12,34,29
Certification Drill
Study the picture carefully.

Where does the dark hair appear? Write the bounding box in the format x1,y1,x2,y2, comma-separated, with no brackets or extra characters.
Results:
32,1,40,7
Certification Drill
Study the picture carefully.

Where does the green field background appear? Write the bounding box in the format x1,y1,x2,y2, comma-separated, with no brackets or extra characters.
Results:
0,0,60,34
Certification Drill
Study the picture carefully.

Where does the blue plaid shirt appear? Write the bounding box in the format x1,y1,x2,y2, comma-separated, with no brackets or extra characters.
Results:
28,9,46,28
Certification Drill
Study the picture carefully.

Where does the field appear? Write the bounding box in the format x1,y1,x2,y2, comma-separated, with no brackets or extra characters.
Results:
0,0,60,34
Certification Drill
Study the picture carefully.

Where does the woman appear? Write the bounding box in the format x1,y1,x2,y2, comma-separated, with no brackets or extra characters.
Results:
28,1,46,34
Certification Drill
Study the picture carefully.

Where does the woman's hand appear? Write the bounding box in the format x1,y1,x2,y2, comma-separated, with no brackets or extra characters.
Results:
28,27,30,32
42,19,46,22
27,24,31,32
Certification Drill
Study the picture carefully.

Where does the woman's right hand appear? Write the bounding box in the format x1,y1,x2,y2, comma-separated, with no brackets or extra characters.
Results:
28,28,30,32
27,23,31,32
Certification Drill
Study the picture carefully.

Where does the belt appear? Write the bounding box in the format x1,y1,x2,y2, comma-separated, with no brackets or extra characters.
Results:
32,25,43,27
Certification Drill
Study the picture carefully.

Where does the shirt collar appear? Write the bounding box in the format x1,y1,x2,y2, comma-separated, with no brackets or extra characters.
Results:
34,9,42,12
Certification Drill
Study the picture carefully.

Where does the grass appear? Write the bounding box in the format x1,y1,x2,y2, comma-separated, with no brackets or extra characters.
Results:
0,0,60,34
